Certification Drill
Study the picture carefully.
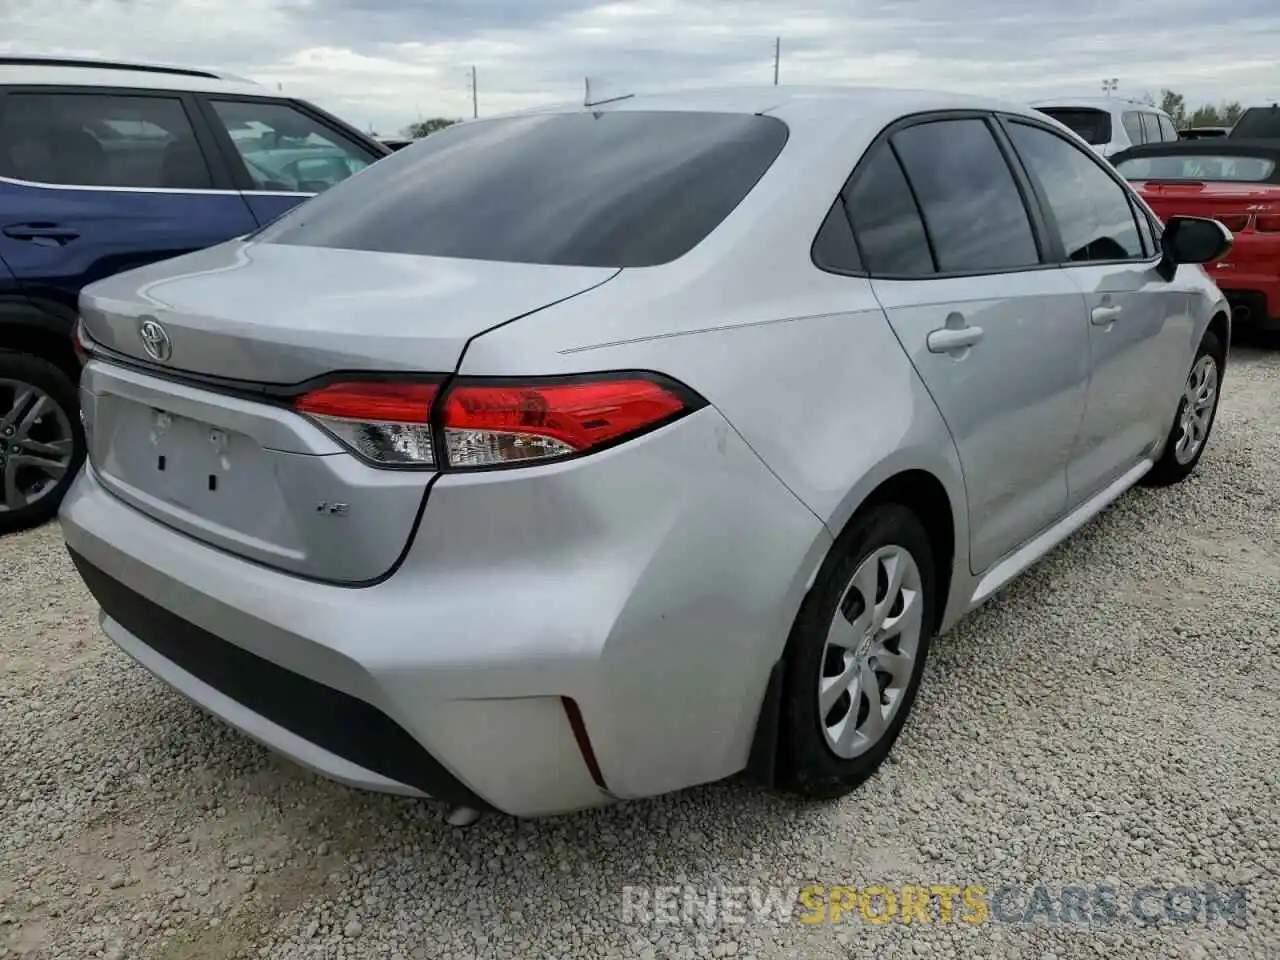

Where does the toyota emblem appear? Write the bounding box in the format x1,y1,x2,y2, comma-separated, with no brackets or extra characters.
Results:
139,318,172,363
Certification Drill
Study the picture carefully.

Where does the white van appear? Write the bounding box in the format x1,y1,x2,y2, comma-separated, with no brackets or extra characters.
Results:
1030,97,1179,157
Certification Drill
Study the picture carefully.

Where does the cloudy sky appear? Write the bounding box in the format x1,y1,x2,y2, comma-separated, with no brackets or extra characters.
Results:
2,0,1278,135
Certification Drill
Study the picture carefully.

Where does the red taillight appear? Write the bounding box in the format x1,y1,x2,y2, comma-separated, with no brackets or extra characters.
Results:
1255,214,1280,232
1216,213,1250,233
293,374,700,470
295,380,439,467
441,378,689,468
295,381,437,422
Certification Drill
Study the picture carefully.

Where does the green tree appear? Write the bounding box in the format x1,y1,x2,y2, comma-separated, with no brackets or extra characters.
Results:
1159,89,1187,127
402,117,459,138
1187,105,1224,128
1221,102,1244,125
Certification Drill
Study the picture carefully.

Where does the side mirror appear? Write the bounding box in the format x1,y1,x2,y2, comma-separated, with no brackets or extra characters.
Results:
1157,216,1233,280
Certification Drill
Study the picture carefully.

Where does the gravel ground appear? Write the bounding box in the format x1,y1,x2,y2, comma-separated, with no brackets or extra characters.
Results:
2,345,1278,960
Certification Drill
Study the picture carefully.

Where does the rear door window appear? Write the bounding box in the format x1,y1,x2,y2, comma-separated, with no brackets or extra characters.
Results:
1139,113,1160,145
889,118,1040,273
206,99,380,194
1122,112,1145,145
842,145,934,275
0,91,213,189
257,111,790,267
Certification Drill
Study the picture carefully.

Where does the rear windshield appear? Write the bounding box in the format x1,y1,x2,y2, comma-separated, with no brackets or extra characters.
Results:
1114,154,1276,182
1036,107,1112,145
256,110,790,268
1229,107,1280,139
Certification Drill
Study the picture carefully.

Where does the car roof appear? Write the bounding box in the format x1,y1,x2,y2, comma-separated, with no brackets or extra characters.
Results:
0,54,267,97
1030,96,1167,114
480,84,1055,133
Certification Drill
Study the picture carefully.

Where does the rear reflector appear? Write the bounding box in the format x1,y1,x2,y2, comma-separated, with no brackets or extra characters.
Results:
72,317,93,366
293,374,701,470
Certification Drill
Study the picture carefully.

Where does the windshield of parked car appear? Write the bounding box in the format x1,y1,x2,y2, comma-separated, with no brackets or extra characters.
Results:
1035,107,1112,145
1229,107,1280,139
254,110,790,268
1114,154,1276,181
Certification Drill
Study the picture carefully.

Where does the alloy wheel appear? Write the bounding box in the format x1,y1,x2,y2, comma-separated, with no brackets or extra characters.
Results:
0,378,76,514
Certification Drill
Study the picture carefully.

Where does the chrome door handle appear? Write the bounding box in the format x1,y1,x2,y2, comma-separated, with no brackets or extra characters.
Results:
926,325,985,353
1091,305,1123,325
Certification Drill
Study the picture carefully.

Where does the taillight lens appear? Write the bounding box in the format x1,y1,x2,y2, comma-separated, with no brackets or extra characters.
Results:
1254,214,1280,232
295,381,439,467
441,378,689,468
293,374,700,470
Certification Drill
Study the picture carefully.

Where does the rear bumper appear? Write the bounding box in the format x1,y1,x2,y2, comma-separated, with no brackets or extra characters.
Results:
1212,273,1280,330
60,407,830,816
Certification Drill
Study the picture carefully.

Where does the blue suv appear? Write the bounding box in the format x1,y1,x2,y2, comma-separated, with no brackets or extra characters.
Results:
0,55,390,532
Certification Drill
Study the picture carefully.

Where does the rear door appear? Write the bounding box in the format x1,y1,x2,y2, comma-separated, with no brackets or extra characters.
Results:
0,86,258,315
193,95,387,226
1001,116,1190,503
851,114,1092,574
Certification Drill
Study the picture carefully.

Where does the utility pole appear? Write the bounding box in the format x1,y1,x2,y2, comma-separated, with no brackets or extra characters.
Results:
773,37,780,85
1101,77,1118,98
471,66,478,118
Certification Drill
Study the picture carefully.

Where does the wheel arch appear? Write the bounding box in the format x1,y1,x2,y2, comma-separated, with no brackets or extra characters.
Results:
1207,309,1230,368
744,463,963,787
0,297,80,383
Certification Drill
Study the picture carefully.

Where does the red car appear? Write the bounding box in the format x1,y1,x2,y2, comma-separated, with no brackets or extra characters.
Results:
1112,139,1280,338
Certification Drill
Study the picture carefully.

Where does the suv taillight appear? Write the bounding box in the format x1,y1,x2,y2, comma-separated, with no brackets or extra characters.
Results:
293,373,703,470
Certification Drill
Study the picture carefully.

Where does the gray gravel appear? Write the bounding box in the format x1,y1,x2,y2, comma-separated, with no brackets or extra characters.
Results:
2,346,1278,960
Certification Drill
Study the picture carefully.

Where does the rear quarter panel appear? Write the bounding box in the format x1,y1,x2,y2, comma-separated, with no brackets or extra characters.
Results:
461,260,973,631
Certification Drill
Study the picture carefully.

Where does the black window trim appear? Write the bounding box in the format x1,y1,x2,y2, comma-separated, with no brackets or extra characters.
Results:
810,108,1059,282
192,94,390,198
0,84,238,192
995,113,1164,266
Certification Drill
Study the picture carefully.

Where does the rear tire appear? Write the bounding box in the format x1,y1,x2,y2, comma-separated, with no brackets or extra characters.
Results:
0,351,85,535
1141,329,1224,488
779,503,937,799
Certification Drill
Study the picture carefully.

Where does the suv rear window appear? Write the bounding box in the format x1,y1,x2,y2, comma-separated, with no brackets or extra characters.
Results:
256,111,790,268
1229,107,1280,139
1036,107,1112,146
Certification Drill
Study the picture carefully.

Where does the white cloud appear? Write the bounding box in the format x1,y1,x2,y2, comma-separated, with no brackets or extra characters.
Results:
1,0,1277,135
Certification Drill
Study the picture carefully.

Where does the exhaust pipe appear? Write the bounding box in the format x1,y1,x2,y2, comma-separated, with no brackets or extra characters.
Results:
1232,303,1251,323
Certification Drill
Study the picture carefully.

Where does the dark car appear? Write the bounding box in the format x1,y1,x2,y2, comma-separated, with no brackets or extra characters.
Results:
0,55,391,532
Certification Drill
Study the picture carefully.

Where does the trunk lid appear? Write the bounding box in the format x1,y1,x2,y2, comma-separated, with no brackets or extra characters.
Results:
78,239,619,384
78,240,618,582
1134,181,1280,232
